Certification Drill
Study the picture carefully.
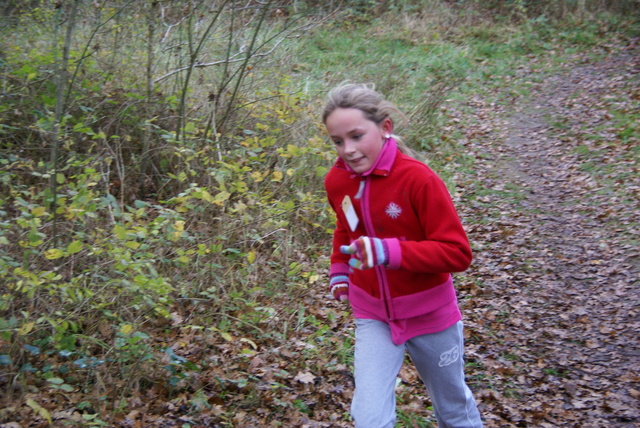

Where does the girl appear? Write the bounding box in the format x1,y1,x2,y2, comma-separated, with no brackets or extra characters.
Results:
323,83,483,428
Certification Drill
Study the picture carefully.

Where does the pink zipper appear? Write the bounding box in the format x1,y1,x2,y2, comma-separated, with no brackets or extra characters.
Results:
360,176,395,321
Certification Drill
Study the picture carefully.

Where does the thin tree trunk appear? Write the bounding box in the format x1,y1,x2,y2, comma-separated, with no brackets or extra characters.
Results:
216,0,272,133
50,0,79,247
141,0,157,198
176,0,230,142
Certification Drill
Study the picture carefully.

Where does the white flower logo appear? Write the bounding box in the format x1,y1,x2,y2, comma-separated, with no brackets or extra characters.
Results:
386,202,402,219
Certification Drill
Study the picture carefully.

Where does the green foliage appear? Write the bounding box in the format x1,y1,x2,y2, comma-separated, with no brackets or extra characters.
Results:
0,159,176,322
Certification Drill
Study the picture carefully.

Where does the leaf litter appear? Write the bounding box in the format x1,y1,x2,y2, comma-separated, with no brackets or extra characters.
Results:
453,37,640,427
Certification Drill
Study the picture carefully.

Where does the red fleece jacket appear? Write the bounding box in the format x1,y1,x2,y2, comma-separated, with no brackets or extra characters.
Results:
325,138,472,344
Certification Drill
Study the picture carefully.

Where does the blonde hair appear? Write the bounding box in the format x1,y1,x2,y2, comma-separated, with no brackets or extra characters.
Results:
322,83,414,155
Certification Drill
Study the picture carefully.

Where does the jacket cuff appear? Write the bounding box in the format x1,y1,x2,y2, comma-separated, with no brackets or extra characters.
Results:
330,262,351,277
385,238,402,269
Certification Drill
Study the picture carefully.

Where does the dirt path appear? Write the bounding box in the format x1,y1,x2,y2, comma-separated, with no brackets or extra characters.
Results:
457,41,640,426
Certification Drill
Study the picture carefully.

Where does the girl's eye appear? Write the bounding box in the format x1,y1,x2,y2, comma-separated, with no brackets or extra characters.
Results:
333,140,342,146
353,134,362,140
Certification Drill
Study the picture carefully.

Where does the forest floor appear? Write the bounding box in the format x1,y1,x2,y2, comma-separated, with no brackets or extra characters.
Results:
451,37,640,427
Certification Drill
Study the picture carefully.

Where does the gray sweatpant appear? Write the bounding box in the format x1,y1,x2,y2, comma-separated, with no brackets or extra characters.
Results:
351,319,483,428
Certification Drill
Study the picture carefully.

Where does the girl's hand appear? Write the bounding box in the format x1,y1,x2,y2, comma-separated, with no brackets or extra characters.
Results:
340,236,388,270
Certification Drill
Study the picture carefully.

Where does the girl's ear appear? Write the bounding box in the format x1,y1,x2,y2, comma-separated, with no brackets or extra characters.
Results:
380,117,393,136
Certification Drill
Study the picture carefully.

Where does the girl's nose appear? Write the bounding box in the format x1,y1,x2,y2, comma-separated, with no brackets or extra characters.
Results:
343,140,356,154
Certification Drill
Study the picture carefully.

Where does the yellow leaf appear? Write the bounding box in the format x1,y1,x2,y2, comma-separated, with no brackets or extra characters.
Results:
26,399,52,424
246,250,256,264
251,171,264,182
19,322,35,336
174,220,185,231
211,191,231,206
32,206,47,217
44,248,64,260
220,331,233,341
272,171,283,182
198,189,214,203
120,324,133,335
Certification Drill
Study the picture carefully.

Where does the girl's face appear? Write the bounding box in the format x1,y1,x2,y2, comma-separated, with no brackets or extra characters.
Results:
325,108,392,174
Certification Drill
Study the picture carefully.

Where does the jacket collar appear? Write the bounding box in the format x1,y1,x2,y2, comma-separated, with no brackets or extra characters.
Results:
335,137,398,177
